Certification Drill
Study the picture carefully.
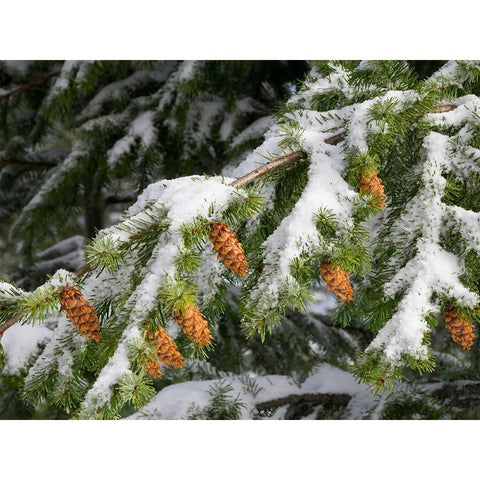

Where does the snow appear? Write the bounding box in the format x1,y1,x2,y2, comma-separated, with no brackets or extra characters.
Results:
10,147,85,236
428,60,459,84
50,61,80,91
78,174,249,411
77,69,171,122
125,175,242,232
231,115,274,149
22,315,80,388
307,288,337,316
36,235,84,260
6,61,480,417
107,111,158,167
446,206,480,253
125,236,177,319
127,363,375,420
178,61,200,81
0,282,24,297
219,98,260,142
196,247,228,307
1,323,53,375
33,249,84,274
2,60,33,76
80,342,132,415
425,95,480,128
229,135,286,178
243,128,357,313
428,61,480,88
45,269,76,289
368,131,480,362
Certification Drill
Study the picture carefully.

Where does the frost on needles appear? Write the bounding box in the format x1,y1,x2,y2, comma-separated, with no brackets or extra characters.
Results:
1,60,480,418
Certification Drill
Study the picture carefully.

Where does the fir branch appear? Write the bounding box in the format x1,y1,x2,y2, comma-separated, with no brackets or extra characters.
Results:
430,104,456,114
0,71,60,101
230,151,308,188
0,99,461,339
0,158,56,168
256,392,351,415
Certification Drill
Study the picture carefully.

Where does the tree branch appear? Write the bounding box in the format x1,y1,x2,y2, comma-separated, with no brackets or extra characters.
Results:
230,104,456,189
230,151,308,188
0,313,23,341
0,71,59,101
256,392,351,418
0,157,56,168
0,103,460,339
230,130,346,189
0,263,91,340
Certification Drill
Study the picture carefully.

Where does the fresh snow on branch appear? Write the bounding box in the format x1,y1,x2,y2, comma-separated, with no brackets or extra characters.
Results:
128,364,375,420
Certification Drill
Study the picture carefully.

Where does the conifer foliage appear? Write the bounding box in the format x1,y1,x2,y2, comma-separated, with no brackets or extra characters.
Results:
2,60,480,419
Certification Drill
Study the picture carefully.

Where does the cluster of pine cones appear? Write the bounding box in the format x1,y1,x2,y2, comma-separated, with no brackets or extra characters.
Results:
57,174,476,372
58,221,248,378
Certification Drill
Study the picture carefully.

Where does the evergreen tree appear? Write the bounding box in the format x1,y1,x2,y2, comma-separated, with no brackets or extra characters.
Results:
1,60,480,420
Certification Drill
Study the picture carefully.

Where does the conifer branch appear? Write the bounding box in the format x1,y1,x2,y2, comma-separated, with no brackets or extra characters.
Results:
231,131,348,188
430,104,456,114
0,263,92,339
73,263,92,278
0,157,56,168
0,313,22,341
231,104,456,189
230,151,308,188
0,71,59,101
256,392,351,414
0,102,461,340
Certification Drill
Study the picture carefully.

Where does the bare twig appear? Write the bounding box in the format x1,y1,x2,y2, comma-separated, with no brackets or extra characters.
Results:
74,263,92,278
0,313,23,341
430,104,456,114
256,392,351,416
230,151,307,189
0,71,59,101
0,158,56,168
230,130,345,189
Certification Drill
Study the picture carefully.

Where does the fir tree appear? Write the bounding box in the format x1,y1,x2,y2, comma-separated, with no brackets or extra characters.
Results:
2,60,480,420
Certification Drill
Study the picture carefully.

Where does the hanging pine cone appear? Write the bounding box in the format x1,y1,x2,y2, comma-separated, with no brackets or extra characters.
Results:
144,326,184,378
209,222,248,277
356,171,386,209
59,286,101,342
173,303,212,346
320,260,354,302
444,304,475,351
144,359,164,379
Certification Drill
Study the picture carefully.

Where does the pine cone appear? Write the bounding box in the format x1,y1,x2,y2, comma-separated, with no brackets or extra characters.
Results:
173,303,212,346
444,304,475,351
209,222,248,277
320,261,354,302
59,286,101,342
144,360,163,379
357,171,386,209
144,326,184,378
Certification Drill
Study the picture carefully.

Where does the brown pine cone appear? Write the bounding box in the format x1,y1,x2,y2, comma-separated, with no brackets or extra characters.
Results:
144,360,163,379
173,303,212,346
148,326,184,368
143,326,184,378
209,222,248,277
59,286,101,342
444,304,475,351
357,171,386,209
320,261,354,302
